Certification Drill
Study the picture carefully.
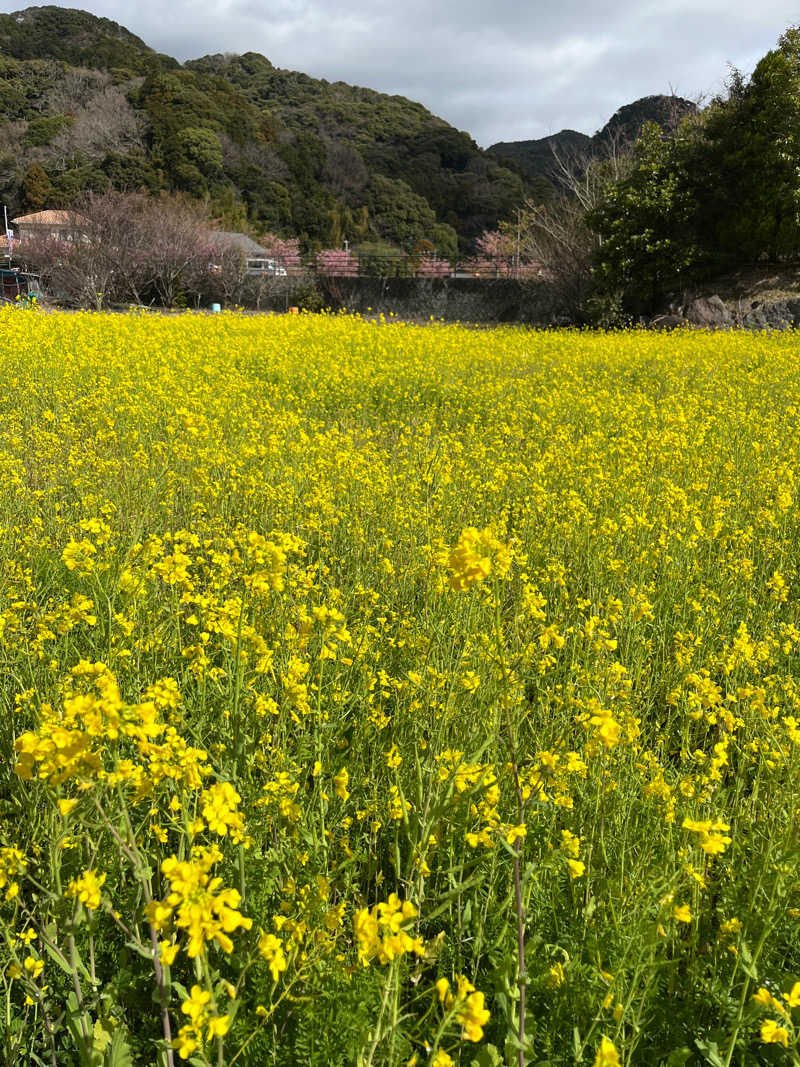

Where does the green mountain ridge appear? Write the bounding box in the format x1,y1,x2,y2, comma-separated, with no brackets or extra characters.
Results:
487,94,697,189
0,5,527,253
0,5,176,72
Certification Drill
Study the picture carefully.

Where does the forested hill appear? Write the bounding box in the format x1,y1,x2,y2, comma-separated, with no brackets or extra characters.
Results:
0,6,170,69
488,94,697,191
0,5,526,252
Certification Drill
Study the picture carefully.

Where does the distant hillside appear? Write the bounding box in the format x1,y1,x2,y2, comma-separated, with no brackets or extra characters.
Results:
488,129,591,196
0,6,526,252
595,94,697,144
0,5,176,71
488,94,697,189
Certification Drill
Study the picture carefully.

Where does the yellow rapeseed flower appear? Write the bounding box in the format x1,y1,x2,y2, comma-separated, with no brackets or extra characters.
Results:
593,1036,621,1066
760,1020,789,1047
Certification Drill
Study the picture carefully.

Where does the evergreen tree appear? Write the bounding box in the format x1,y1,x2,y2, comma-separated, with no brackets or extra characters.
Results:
588,123,699,311
700,29,800,262
22,163,53,211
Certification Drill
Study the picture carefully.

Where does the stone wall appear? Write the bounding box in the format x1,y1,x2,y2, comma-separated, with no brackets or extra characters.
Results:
314,276,557,324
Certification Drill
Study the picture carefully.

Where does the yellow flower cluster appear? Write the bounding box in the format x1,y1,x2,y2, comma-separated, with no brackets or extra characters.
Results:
752,983,800,1049
354,895,424,965
0,847,26,903
66,869,106,911
147,845,252,958
682,816,732,855
200,781,248,843
13,661,170,787
173,984,229,1061
258,930,288,982
446,526,513,591
593,1037,620,1066
560,829,585,879
435,975,491,1042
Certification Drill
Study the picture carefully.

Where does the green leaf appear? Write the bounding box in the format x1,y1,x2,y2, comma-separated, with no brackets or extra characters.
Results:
126,938,156,961
422,875,483,922
106,1029,134,1067
41,938,76,977
225,996,242,1027
663,1048,693,1066
470,1044,503,1067
65,993,100,1067
694,1039,725,1067
93,1019,112,1054
739,942,759,981
496,834,521,858
172,980,190,1002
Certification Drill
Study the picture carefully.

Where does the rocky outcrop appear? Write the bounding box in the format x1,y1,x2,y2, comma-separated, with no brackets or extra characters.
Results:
740,299,800,330
649,294,800,331
684,295,733,327
649,313,687,330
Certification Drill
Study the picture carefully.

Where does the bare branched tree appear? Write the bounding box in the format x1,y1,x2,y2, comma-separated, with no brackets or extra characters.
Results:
187,239,250,308
46,85,146,170
20,221,118,309
323,140,369,203
517,136,634,319
217,134,290,184
44,68,112,113
139,196,211,308
549,125,632,208
16,190,309,310
18,191,213,308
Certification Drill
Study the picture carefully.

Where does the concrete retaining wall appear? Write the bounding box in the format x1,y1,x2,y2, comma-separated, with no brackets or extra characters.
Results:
315,276,556,324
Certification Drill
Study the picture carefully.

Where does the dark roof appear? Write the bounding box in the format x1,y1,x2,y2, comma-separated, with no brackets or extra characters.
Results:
209,231,268,257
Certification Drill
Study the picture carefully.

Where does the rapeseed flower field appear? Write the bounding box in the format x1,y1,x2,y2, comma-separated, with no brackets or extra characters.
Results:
0,307,798,1066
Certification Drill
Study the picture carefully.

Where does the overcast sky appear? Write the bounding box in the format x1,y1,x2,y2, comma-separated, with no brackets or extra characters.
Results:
4,0,798,146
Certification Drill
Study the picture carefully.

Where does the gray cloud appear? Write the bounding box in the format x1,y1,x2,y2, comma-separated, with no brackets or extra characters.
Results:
3,0,797,145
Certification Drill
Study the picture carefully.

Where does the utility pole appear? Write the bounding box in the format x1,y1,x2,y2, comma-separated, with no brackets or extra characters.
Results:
3,204,11,268
515,207,521,281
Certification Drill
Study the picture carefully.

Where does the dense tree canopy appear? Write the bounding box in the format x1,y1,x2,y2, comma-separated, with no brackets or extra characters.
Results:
586,27,800,313
588,123,700,311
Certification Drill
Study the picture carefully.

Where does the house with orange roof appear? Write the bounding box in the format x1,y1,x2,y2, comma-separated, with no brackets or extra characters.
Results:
11,210,86,243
